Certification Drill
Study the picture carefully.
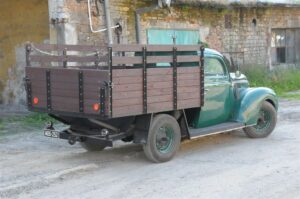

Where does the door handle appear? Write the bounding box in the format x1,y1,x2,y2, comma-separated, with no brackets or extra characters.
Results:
204,89,210,92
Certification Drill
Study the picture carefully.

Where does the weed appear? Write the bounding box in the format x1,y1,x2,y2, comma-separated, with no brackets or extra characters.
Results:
241,65,300,95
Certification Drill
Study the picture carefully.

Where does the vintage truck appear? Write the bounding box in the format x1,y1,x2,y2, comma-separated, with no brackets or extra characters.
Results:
24,43,278,163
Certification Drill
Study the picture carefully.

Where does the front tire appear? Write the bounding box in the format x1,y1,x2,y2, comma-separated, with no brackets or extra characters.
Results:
143,114,181,163
244,101,277,138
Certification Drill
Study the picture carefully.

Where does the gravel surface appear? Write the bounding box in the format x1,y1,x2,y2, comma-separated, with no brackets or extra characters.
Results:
0,99,300,199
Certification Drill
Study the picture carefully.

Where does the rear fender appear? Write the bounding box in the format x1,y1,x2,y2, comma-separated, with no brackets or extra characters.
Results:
234,87,278,125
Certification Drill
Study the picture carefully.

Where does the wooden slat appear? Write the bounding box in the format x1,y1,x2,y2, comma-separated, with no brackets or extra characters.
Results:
147,75,172,82
112,91,143,100
112,68,143,77
178,92,200,100
177,56,199,63
147,95,172,103
112,56,142,65
113,98,143,107
111,44,144,52
30,55,102,63
33,43,106,52
177,99,201,109
147,81,173,89
112,105,143,118
177,73,200,80
147,56,172,64
148,101,173,113
113,76,143,85
52,103,79,113
113,84,142,92
177,86,200,93
111,55,199,65
147,68,172,75
177,67,200,74
148,88,173,96
111,44,201,52
177,79,200,87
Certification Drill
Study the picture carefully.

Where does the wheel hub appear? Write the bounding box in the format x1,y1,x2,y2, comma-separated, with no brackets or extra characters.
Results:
156,126,174,153
255,110,271,130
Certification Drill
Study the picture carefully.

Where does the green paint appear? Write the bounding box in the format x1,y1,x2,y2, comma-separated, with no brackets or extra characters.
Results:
192,49,278,128
156,125,174,154
193,54,234,128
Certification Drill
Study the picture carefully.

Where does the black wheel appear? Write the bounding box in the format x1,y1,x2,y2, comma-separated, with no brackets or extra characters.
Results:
80,138,106,151
143,114,181,163
244,101,277,138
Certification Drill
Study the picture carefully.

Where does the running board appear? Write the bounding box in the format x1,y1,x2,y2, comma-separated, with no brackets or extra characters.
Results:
189,122,245,139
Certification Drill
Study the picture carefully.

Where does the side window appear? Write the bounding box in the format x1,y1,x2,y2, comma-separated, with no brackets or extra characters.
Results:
204,57,226,76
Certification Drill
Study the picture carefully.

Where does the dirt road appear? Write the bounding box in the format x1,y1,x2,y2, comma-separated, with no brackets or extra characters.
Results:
1,100,300,199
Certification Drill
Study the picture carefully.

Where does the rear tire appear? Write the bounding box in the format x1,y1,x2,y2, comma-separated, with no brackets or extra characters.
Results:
143,114,181,163
80,138,106,151
244,101,277,138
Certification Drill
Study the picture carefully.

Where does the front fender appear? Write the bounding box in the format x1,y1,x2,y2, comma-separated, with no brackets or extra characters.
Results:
234,87,278,125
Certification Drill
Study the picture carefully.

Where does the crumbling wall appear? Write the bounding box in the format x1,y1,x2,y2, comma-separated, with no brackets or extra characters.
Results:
0,1,49,104
48,0,300,69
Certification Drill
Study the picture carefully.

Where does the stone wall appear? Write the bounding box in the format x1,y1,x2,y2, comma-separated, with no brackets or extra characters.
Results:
0,1,49,104
48,0,300,69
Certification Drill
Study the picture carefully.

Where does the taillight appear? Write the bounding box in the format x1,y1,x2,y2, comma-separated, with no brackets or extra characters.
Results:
33,97,39,105
93,103,100,111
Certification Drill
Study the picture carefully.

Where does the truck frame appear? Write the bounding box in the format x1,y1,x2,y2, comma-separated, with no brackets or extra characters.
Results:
24,43,278,163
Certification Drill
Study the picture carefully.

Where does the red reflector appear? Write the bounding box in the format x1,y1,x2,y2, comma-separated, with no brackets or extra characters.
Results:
93,103,100,111
33,97,39,105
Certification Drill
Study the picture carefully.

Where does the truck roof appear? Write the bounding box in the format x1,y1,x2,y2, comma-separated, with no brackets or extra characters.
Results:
204,48,223,57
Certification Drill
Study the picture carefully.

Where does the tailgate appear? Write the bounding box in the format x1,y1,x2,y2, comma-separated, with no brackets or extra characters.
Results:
25,67,109,117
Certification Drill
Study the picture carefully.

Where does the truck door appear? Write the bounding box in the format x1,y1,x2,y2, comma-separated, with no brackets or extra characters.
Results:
193,56,233,128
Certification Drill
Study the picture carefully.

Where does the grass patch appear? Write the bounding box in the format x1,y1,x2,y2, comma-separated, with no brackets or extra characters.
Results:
1,113,58,131
279,93,300,100
241,65,300,96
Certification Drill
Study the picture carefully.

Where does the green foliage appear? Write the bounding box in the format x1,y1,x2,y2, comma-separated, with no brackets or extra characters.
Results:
241,65,300,96
279,93,300,100
21,113,57,127
0,113,57,132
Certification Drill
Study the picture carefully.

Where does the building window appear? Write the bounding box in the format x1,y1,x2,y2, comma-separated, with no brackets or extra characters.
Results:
271,28,300,64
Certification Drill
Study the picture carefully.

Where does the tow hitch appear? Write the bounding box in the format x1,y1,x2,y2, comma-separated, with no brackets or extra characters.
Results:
43,122,125,147
44,122,60,138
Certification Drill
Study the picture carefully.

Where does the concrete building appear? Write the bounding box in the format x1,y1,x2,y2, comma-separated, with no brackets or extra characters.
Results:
1,0,300,103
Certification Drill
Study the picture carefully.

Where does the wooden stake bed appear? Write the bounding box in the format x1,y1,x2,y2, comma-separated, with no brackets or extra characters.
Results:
25,43,205,119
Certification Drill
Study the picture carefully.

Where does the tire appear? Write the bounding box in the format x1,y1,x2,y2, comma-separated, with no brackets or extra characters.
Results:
80,138,106,151
143,114,181,163
244,101,277,138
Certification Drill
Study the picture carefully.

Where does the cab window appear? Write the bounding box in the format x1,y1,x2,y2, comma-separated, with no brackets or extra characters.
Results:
204,57,226,76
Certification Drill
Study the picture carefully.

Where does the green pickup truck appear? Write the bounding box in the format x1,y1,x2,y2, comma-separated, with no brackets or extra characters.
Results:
25,43,278,163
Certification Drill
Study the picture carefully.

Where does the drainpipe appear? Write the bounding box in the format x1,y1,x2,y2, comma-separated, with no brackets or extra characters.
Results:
103,0,113,44
135,5,160,44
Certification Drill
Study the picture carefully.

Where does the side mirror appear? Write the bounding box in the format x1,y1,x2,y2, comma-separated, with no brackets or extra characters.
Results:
230,56,241,77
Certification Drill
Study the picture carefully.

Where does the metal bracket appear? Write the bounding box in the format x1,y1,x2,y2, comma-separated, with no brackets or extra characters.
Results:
100,87,106,117
173,47,178,110
25,44,32,67
200,46,205,106
108,47,113,117
63,48,67,68
142,46,147,114
46,70,52,111
78,71,84,113
24,77,32,108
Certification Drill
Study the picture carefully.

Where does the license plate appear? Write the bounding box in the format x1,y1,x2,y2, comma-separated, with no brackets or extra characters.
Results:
44,129,60,138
